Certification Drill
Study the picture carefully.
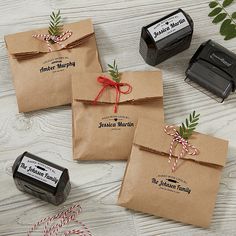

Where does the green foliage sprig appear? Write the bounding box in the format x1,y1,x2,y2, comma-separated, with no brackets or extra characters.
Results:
48,10,63,37
179,111,200,140
209,0,236,40
108,60,121,83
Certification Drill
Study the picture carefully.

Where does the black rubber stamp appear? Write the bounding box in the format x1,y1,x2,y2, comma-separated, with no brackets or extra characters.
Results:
12,152,71,205
139,8,194,66
185,40,236,102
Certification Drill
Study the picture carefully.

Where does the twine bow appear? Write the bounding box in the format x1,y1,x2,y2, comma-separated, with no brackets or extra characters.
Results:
93,76,132,113
32,30,73,52
164,125,199,172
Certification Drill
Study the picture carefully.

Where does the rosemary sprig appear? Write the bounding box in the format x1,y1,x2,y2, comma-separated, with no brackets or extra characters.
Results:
179,111,200,140
48,10,63,37
108,60,121,83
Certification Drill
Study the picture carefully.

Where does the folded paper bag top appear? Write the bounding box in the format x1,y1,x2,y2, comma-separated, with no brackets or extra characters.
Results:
73,71,163,103
72,71,164,161
118,118,228,228
4,19,102,112
135,121,228,167
5,19,94,56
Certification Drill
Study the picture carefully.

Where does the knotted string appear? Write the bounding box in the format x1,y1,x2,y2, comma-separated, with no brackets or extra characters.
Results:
93,76,132,113
164,125,199,172
27,204,92,236
32,30,73,52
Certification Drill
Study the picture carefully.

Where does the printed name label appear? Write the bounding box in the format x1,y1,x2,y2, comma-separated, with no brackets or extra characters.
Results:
17,156,62,187
151,175,191,194
98,116,134,130
147,12,189,42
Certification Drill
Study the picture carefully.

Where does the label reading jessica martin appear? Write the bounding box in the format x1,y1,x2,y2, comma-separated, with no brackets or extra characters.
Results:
147,12,189,42
17,156,62,187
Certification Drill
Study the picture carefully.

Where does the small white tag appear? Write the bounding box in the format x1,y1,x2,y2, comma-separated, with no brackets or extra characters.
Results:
17,156,62,187
148,12,190,42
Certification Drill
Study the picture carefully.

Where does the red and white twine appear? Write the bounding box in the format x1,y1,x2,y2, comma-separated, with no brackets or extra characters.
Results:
27,204,92,236
32,30,72,52
164,125,199,172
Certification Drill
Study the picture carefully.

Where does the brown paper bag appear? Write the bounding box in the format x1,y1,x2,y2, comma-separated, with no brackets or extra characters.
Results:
5,19,102,112
72,71,164,160
118,118,228,228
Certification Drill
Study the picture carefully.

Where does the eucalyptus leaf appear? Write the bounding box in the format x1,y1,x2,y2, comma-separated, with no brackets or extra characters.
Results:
226,23,236,31
209,1,218,8
179,111,200,140
48,10,63,36
56,10,61,17
189,113,192,122
208,1,236,41
232,12,236,19
108,60,120,82
179,126,183,136
213,13,227,23
225,27,236,40
223,0,234,7
208,7,223,17
220,19,232,35
185,119,189,127
182,123,186,132
189,123,197,128
187,128,195,132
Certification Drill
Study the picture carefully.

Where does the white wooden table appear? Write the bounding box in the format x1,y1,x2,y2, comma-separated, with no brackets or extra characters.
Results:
1,0,236,235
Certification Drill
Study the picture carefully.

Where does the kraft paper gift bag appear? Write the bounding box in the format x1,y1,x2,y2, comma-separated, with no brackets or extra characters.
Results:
4,19,102,112
72,71,164,161
118,118,228,228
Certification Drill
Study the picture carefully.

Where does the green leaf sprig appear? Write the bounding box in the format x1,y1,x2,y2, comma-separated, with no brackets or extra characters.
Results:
179,111,200,140
48,10,63,37
108,60,121,83
208,0,236,40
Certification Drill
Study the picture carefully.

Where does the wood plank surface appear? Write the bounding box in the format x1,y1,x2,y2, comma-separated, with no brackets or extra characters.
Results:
0,0,236,235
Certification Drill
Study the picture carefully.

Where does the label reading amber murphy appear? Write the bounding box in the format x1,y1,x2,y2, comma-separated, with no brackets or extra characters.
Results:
40,57,76,74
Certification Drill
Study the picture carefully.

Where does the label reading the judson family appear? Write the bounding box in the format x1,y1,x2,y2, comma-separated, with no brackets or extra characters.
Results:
17,156,62,187
147,12,189,42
